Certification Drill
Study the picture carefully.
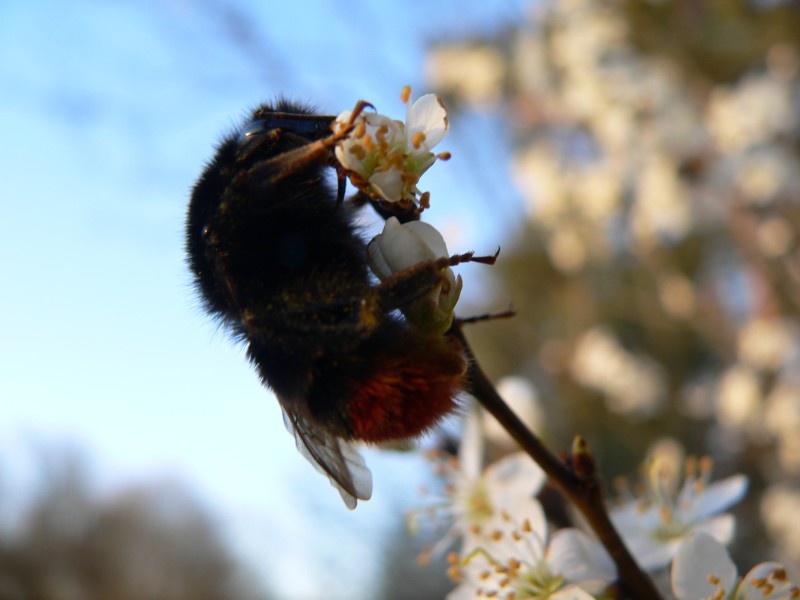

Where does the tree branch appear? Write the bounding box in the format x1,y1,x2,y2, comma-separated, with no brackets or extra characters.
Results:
450,324,663,600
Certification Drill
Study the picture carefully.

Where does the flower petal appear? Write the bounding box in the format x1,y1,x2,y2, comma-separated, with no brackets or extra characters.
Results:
737,562,797,599
671,532,736,600
547,528,617,587
403,220,448,257
551,585,602,600
369,169,406,204
687,474,748,521
406,94,449,150
693,513,736,546
484,452,547,502
458,408,484,480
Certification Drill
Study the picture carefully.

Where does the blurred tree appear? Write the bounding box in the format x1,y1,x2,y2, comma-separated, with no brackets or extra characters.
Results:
0,448,271,600
424,0,800,576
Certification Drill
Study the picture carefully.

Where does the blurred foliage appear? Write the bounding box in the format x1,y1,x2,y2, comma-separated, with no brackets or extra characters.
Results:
424,0,800,575
0,448,271,600
623,0,800,84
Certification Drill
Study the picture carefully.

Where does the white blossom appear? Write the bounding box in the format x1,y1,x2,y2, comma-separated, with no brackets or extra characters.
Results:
367,217,462,335
447,499,615,600
611,455,748,571
672,532,798,600
411,410,546,560
334,91,449,207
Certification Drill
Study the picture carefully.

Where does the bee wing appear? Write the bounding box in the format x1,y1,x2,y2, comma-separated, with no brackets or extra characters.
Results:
281,406,373,509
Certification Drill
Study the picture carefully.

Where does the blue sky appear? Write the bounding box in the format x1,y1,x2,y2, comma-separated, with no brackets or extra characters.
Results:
0,1,527,597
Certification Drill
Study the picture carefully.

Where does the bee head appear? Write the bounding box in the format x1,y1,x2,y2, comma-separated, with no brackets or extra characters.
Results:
238,101,335,147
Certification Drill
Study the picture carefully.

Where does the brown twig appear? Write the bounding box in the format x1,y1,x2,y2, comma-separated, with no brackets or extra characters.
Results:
450,324,664,600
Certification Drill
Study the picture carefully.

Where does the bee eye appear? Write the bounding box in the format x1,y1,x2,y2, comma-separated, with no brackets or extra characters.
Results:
238,119,266,146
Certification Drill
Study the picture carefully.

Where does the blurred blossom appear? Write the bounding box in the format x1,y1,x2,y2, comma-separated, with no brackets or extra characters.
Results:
483,376,544,448
757,216,794,258
547,226,587,273
761,485,800,563
610,455,748,571
764,379,800,473
644,438,686,498
716,365,763,430
427,0,800,579
572,165,621,222
425,44,506,109
447,500,616,600
511,144,566,226
672,532,798,600
412,411,546,559
571,326,666,419
737,317,796,372
631,154,692,246
707,73,795,153
734,147,798,206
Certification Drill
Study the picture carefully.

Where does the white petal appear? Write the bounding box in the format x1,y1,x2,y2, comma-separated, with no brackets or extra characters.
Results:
671,532,736,600
737,562,795,599
403,220,449,257
687,474,748,521
335,142,367,173
484,452,547,501
551,585,602,600
445,583,475,600
406,94,448,149
458,408,484,480
369,168,406,203
620,531,680,571
547,529,617,586
482,497,548,564
693,513,736,546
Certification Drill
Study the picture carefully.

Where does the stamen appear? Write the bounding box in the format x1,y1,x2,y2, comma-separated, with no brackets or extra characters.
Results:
348,144,366,160
401,85,412,104
354,121,366,138
521,519,532,533
362,134,375,152
411,131,427,149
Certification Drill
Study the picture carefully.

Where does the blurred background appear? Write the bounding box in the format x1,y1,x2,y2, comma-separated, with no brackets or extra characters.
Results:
1,0,799,598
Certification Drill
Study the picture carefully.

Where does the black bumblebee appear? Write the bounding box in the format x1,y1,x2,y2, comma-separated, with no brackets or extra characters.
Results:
187,99,487,507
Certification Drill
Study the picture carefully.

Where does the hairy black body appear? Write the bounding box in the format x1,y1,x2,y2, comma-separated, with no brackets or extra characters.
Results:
186,100,468,507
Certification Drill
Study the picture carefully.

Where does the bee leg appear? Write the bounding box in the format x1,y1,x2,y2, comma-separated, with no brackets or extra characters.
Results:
375,250,500,312
243,100,373,189
455,308,516,326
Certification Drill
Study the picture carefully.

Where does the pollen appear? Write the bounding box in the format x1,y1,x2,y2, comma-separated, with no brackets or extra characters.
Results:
448,565,463,582
401,85,412,104
348,144,366,160
411,131,427,149
362,134,375,152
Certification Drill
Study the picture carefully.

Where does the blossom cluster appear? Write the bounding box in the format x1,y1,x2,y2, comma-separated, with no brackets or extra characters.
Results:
334,87,450,210
414,407,795,599
334,89,462,335
423,0,800,574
